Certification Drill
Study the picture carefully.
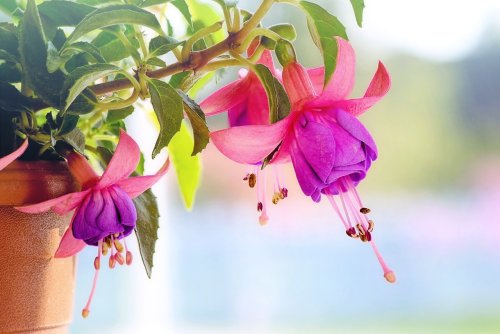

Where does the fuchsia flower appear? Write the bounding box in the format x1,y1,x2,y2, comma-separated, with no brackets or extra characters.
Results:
201,50,289,225
17,130,170,317
0,139,28,170
207,37,395,283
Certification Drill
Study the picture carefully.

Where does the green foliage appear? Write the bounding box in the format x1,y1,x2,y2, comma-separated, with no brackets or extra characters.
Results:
148,79,184,158
253,64,291,124
177,90,210,155
169,122,202,209
299,1,347,88
134,189,160,278
349,0,365,27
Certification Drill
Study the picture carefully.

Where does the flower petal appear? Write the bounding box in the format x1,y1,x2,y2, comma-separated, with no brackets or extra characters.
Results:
115,158,170,199
200,78,250,116
228,83,270,127
290,142,325,203
307,37,355,99
211,117,292,164
54,218,87,258
16,189,91,215
109,186,137,230
98,130,140,189
0,139,28,170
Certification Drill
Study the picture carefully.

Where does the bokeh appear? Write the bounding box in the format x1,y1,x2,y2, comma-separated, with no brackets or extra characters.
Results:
32,0,498,332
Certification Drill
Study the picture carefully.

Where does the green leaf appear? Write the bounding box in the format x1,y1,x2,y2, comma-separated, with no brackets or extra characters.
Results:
299,1,347,88
59,128,86,154
0,23,19,57
148,35,182,58
92,26,139,62
19,0,65,107
0,49,18,63
0,0,18,17
253,64,290,124
64,5,163,47
168,122,202,210
57,114,80,136
171,0,192,26
38,1,95,27
106,105,134,123
134,189,160,278
177,90,209,155
0,82,34,114
148,79,184,158
62,63,124,111
350,0,365,27
146,57,167,67
211,0,238,8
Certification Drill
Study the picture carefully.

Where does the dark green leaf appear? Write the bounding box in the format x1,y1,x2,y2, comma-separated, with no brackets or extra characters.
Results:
0,49,18,63
106,105,134,123
350,0,365,27
0,82,33,113
57,114,80,136
299,1,347,88
148,79,184,158
62,63,124,111
0,23,19,57
0,63,21,83
39,1,95,27
66,89,98,115
134,189,160,278
19,0,65,107
59,128,86,154
0,0,18,17
91,26,140,62
253,64,290,124
148,35,182,58
177,90,209,155
64,4,163,47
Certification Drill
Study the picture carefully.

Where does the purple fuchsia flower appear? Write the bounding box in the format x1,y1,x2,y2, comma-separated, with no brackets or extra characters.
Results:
208,37,395,283
201,50,288,225
17,130,170,317
0,139,28,170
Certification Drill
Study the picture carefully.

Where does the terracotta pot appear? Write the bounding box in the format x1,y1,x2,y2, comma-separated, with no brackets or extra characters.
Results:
0,161,79,333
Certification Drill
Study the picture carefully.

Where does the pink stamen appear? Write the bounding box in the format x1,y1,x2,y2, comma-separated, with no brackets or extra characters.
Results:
327,195,350,230
123,238,133,266
257,170,269,225
338,190,354,229
82,241,102,318
370,241,396,283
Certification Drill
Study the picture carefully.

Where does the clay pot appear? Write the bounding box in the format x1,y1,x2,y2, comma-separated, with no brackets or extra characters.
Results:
0,161,79,333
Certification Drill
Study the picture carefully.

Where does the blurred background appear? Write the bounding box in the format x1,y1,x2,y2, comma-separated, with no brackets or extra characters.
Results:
58,0,500,332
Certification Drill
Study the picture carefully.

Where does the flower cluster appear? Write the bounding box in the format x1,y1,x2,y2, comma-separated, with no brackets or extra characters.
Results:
202,37,395,283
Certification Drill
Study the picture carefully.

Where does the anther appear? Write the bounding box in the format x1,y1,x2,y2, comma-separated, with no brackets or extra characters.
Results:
114,240,124,253
272,193,281,204
384,271,396,283
346,227,358,238
115,253,125,266
109,256,116,269
243,174,250,181
126,251,133,265
360,207,371,214
257,202,263,212
280,188,288,198
102,242,109,256
93,257,100,270
82,309,90,318
368,220,375,233
248,173,257,188
356,223,365,236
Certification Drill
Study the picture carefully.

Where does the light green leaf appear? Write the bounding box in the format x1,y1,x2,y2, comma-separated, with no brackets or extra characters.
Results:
38,1,95,27
349,0,365,27
148,79,184,158
169,122,202,210
299,1,347,88
253,64,290,123
171,0,192,26
64,5,163,47
106,105,134,123
177,90,209,155
146,57,167,67
134,189,160,278
62,63,123,111
148,35,182,58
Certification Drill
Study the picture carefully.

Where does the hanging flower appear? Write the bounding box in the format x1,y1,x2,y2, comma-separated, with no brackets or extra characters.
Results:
0,139,28,170
17,130,170,317
208,37,395,283
201,50,288,225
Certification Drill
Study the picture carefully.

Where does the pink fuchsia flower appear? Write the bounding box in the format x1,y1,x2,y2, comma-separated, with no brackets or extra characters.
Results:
17,130,170,317
201,50,288,225
209,37,395,283
0,139,28,170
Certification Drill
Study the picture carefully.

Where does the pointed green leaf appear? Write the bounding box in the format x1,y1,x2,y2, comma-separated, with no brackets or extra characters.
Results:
349,0,365,27
171,0,192,26
148,79,184,158
134,189,160,278
253,64,290,124
62,63,123,111
177,90,209,155
38,1,95,27
106,105,134,123
19,0,65,107
64,5,163,47
148,36,182,58
299,1,347,88
169,122,202,210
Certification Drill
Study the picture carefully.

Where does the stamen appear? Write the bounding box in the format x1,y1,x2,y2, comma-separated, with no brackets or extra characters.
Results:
360,207,371,214
272,192,281,204
82,241,102,318
257,202,263,212
280,188,288,199
248,173,257,188
114,239,124,253
370,241,396,284
257,169,268,226
123,238,133,266
115,252,125,266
